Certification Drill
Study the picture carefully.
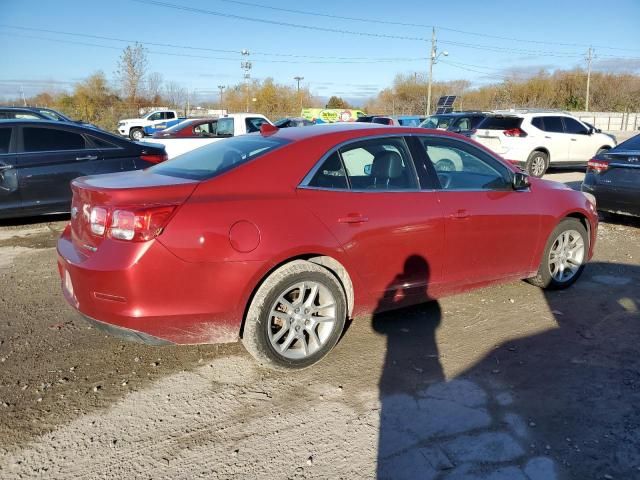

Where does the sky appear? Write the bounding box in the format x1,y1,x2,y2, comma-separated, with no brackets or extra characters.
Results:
1,0,639,104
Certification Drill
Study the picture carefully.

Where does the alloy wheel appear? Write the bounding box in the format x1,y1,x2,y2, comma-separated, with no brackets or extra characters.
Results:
267,281,337,360
548,229,585,282
531,155,546,176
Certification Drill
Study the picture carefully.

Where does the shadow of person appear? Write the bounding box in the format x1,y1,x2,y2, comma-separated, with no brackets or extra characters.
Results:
372,255,445,478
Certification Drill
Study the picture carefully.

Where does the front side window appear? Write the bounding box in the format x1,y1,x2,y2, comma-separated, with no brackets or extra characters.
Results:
23,127,86,152
148,112,162,121
419,137,511,191
563,117,589,135
541,116,564,133
193,122,216,137
37,109,66,121
246,117,268,133
217,118,234,136
455,117,471,131
15,113,41,120
0,128,12,154
150,135,289,180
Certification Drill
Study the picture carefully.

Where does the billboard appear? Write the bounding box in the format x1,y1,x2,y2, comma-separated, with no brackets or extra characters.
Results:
301,108,366,123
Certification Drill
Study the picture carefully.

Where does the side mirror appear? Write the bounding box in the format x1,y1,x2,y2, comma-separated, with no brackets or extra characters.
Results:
364,164,372,175
513,172,530,190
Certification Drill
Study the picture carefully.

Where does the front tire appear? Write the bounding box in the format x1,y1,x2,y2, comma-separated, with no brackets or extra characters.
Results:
525,150,549,178
242,260,347,370
129,128,144,141
526,218,588,289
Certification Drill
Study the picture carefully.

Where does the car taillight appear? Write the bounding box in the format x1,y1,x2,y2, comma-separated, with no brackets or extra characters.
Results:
90,207,108,235
587,158,609,174
89,205,176,241
503,128,527,137
140,153,168,164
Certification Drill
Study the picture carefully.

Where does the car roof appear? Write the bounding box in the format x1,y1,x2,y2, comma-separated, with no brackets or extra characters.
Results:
261,122,459,142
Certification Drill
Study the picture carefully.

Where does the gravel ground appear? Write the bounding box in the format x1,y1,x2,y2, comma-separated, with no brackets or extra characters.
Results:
1,171,639,479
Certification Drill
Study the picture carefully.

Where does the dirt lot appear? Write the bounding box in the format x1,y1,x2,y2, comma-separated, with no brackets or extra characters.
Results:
1,171,639,479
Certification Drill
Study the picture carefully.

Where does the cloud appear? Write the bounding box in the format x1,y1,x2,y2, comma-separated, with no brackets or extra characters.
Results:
592,57,640,73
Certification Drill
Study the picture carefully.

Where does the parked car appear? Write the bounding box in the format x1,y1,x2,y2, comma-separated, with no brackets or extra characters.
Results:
151,118,218,139
141,113,273,159
117,110,184,140
0,120,167,219
582,133,640,217
355,115,380,123
0,106,96,128
372,116,425,127
57,123,597,370
420,111,489,136
471,110,616,177
274,117,314,128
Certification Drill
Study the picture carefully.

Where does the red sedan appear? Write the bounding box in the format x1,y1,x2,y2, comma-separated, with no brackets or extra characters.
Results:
57,123,598,369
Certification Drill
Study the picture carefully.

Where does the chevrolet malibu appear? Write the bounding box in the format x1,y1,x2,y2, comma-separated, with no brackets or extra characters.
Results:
57,123,598,370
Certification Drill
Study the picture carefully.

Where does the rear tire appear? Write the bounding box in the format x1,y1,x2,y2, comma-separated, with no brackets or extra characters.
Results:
525,150,549,177
242,260,347,370
526,218,588,290
129,128,144,141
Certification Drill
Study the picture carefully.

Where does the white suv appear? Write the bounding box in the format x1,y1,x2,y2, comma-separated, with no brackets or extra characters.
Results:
471,111,616,177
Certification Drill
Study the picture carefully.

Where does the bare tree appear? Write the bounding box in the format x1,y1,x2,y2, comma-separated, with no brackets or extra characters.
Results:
164,81,187,109
146,72,163,104
116,43,148,105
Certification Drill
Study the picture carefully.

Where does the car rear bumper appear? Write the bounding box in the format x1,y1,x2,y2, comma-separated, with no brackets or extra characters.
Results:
57,227,264,345
77,311,173,345
582,182,640,216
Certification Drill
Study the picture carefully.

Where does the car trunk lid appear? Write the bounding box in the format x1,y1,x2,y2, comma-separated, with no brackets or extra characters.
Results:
70,170,198,255
599,150,640,186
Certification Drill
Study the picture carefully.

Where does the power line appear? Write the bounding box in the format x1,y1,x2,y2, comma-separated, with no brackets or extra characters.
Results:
0,30,427,64
0,24,427,62
211,0,640,53
130,0,624,59
132,0,428,41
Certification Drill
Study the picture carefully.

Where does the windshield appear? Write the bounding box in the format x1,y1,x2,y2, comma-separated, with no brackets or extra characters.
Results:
150,135,290,180
420,115,453,129
397,118,421,127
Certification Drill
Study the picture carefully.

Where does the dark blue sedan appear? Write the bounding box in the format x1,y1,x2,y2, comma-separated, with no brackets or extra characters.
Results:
0,120,167,220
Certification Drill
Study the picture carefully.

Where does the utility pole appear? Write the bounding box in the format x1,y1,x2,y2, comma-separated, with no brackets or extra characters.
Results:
294,76,304,113
585,47,594,112
426,28,448,115
217,85,226,112
20,86,26,106
241,49,252,113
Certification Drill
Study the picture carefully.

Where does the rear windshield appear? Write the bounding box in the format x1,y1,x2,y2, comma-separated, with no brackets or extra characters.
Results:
150,135,290,180
477,116,523,130
615,133,640,151
397,118,421,126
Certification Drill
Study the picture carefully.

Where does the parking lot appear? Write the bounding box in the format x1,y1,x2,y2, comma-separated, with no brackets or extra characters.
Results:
0,170,638,479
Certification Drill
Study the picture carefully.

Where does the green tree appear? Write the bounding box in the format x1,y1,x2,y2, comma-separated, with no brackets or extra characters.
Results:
326,96,350,109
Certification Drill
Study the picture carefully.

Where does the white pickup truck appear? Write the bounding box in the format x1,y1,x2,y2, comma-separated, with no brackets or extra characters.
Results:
117,110,183,141
141,113,273,159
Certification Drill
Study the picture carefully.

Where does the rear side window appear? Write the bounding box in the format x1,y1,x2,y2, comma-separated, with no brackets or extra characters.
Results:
166,112,176,119
308,152,348,189
0,128,12,154
88,135,119,149
150,135,289,180
217,118,234,136
531,117,544,130
541,116,563,133
23,127,86,152
477,116,523,130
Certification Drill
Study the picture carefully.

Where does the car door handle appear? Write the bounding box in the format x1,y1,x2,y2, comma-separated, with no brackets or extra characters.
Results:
450,209,469,219
338,214,369,224
570,138,577,141
544,136,551,139
75,155,98,161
